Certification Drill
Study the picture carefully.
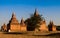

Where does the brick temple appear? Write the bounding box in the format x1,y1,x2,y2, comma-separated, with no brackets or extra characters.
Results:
1,9,57,32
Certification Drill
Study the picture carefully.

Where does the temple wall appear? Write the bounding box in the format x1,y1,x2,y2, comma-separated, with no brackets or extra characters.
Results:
10,25,21,32
20,26,27,32
39,23,48,31
52,26,56,31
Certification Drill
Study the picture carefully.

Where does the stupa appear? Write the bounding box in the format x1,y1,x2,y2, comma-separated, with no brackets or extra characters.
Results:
20,18,27,32
1,23,7,32
39,20,48,32
34,9,48,32
48,21,56,31
7,13,20,32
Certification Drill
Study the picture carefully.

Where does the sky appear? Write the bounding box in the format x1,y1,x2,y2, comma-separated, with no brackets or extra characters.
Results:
0,0,60,27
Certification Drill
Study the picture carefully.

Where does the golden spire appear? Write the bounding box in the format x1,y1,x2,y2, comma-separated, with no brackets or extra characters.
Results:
34,8,39,16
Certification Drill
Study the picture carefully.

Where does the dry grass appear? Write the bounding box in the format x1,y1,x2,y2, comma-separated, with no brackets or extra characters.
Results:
0,32,60,38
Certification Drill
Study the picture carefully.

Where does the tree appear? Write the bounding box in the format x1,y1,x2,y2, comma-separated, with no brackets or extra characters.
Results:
25,9,44,31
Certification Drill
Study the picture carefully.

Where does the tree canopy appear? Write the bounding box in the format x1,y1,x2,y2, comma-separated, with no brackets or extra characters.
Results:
25,9,44,31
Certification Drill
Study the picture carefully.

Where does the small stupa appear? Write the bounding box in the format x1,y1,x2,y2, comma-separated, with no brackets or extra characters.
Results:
1,23,7,31
20,18,27,32
48,21,56,31
39,20,48,32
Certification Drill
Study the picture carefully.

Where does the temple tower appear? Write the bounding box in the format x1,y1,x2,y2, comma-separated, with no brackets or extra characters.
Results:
34,9,39,16
34,9,48,32
48,21,56,31
39,20,48,32
1,23,7,32
7,12,20,32
20,18,27,32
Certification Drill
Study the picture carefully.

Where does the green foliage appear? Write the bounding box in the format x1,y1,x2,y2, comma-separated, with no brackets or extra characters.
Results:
25,12,44,31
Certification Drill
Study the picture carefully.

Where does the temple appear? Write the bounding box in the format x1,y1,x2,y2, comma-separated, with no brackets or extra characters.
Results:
20,18,27,32
7,13,20,32
34,9,48,32
7,13,27,32
39,20,48,32
48,21,56,31
1,9,57,32
1,23,7,32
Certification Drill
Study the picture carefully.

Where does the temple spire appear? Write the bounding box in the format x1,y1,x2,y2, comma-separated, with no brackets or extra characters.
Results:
3,23,6,26
12,12,16,19
20,17,24,24
49,20,54,25
34,8,39,16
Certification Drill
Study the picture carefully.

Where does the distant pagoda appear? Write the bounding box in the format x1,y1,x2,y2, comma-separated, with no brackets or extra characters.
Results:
20,18,27,32
7,12,27,32
7,13,20,32
1,23,7,32
34,9,48,32
39,20,48,32
48,21,56,31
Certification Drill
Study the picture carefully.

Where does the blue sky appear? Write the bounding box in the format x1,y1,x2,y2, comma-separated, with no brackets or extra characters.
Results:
0,0,60,27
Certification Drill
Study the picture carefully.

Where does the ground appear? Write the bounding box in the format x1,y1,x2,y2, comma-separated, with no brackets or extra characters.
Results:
0,31,60,38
